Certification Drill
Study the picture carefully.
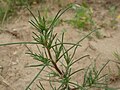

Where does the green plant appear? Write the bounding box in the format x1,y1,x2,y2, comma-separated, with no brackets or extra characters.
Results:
113,52,120,76
95,30,103,39
69,2,95,31
40,6,62,26
82,60,110,89
108,5,118,29
0,1,14,25
0,7,5,22
114,52,120,61
0,4,112,90
6,0,35,6
0,0,43,25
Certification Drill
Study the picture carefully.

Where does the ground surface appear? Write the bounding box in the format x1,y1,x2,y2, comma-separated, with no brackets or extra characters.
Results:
0,0,120,90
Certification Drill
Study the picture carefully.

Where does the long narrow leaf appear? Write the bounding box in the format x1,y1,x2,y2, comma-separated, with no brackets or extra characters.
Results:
27,8,39,26
25,64,44,68
25,65,46,90
0,42,39,46
69,68,84,77
95,60,110,80
56,30,96,63
70,55,89,66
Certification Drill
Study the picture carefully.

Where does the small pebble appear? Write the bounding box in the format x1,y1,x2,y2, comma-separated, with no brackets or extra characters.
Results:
0,66,3,73
0,66,3,69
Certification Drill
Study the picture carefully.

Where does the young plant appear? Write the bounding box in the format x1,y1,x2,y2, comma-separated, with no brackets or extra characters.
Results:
82,60,110,89
69,2,95,31
114,52,120,61
95,30,103,39
0,1,14,25
108,5,118,29
25,5,96,89
113,52,120,76
0,0,42,25
0,4,112,90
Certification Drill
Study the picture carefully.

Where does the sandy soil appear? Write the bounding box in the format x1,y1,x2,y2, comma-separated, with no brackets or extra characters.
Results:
0,1,120,90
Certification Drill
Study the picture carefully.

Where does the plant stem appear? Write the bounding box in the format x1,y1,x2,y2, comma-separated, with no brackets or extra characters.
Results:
47,48,63,75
